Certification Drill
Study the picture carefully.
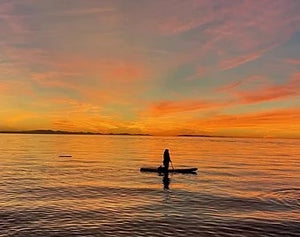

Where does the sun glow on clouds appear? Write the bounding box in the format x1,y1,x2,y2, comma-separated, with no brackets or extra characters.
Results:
0,0,299,138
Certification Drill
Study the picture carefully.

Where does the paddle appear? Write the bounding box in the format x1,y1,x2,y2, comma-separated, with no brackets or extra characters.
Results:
170,160,174,170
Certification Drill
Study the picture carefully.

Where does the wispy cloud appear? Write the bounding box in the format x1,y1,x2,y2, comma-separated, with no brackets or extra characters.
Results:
233,73,300,104
0,80,34,96
285,58,300,65
219,46,275,71
142,99,228,117
217,75,269,92
194,108,300,129
56,8,116,16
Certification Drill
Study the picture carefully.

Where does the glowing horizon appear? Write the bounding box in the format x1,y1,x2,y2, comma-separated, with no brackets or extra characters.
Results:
0,0,299,138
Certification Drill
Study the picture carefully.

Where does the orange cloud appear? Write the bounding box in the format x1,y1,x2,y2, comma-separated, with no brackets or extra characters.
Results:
52,55,148,84
0,84,9,92
235,73,300,103
48,98,103,114
200,108,300,128
217,73,299,104
51,113,142,134
143,99,228,117
0,109,46,131
0,80,34,96
188,108,300,138
29,55,150,107
136,106,300,137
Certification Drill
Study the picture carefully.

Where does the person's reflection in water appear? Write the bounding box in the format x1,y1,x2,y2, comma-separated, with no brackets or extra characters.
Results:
162,172,170,190
161,149,171,190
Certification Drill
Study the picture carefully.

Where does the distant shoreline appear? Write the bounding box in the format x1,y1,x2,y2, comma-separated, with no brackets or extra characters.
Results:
0,130,298,139
0,130,151,136
178,134,244,139
0,130,222,137
178,134,217,137
178,134,299,139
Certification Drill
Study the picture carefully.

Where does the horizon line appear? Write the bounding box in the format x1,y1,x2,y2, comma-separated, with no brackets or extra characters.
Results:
0,129,298,139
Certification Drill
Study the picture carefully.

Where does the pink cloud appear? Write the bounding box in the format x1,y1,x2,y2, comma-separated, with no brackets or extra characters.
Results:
52,55,148,84
28,54,150,106
159,15,208,35
219,48,270,70
0,2,30,38
31,71,80,89
217,81,244,92
148,0,300,80
57,8,116,16
233,73,300,103
0,43,50,81
217,75,269,92
285,58,300,65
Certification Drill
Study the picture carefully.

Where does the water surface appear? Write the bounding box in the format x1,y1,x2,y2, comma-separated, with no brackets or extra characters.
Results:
0,135,299,236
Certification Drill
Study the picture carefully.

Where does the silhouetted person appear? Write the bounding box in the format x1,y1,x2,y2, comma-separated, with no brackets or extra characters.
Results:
163,149,171,172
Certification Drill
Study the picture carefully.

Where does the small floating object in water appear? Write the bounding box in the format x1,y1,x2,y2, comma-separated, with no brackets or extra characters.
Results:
59,155,72,158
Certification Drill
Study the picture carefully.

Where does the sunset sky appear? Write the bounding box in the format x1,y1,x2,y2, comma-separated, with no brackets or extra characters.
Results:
0,0,299,138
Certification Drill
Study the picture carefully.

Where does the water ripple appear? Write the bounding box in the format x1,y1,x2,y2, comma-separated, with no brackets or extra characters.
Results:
0,135,299,236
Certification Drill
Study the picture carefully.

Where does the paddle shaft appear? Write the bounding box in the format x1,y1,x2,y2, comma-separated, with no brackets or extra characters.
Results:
170,160,174,170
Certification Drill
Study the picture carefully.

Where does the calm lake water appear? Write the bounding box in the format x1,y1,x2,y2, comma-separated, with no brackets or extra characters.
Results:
0,134,299,236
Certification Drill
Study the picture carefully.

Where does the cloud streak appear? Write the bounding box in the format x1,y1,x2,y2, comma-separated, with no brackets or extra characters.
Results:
222,73,300,104
142,99,229,117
